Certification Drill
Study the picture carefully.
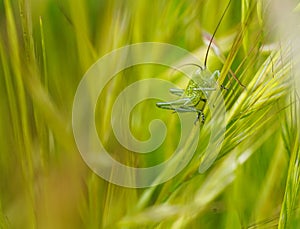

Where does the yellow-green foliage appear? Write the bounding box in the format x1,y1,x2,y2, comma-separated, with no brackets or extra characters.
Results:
0,0,299,228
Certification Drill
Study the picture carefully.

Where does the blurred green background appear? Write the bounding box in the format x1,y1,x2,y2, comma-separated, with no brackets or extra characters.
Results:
0,0,299,228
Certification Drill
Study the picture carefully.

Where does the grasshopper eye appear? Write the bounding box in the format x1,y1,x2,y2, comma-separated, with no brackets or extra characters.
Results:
195,68,202,76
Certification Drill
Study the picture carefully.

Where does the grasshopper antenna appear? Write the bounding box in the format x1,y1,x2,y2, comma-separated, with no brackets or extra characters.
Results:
204,0,232,68
177,63,203,70
168,63,203,79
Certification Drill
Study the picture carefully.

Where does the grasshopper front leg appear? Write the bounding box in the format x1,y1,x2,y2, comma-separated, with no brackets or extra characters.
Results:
169,88,185,97
210,70,220,80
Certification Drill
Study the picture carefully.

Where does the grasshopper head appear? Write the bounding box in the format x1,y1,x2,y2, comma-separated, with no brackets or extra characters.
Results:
193,67,213,81
191,67,218,89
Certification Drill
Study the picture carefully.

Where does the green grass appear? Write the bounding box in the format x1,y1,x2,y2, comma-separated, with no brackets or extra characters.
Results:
0,0,299,228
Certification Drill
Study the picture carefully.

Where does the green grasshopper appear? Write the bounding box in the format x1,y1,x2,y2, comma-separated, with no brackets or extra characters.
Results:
156,66,221,124
156,0,232,124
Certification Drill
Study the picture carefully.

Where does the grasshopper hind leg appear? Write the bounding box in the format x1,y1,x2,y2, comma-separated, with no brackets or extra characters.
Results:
170,106,205,125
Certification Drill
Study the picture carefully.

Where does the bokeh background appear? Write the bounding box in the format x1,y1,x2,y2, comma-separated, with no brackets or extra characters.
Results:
0,0,299,228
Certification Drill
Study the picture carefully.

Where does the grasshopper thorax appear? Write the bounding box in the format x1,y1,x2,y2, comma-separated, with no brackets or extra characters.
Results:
182,67,217,99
